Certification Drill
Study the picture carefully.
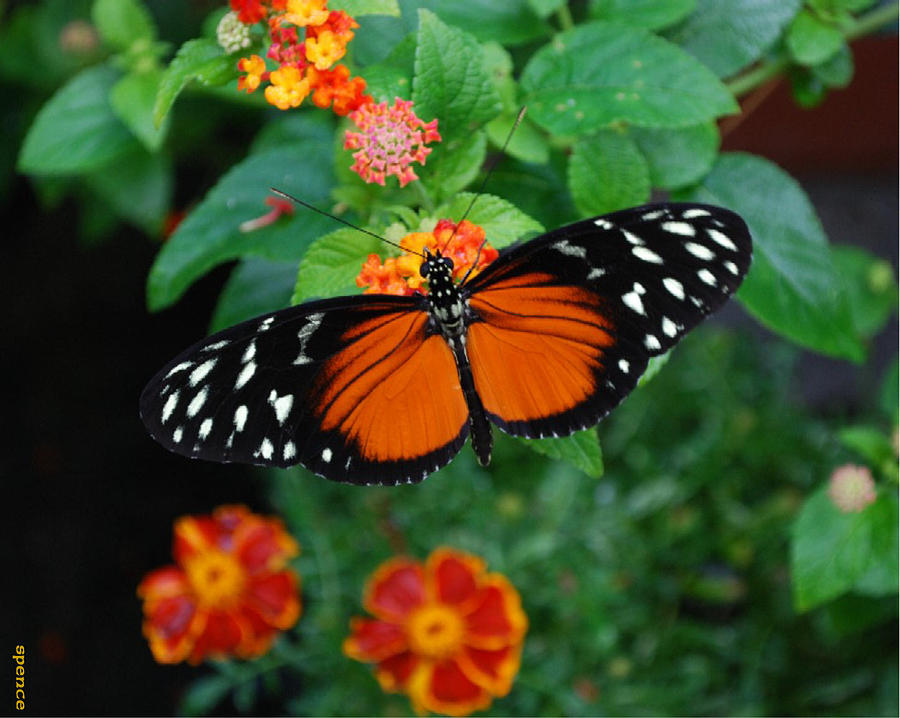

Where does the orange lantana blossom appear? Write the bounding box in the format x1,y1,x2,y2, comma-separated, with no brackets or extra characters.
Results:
344,548,527,716
138,505,301,664
356,219,499,296
224,0,370,115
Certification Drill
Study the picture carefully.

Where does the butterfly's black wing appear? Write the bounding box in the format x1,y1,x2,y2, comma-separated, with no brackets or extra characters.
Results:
140,295,470,485
461,202,752,439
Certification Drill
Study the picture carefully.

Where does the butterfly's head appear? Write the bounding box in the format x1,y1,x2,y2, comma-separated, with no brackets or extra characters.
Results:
419,248,454,279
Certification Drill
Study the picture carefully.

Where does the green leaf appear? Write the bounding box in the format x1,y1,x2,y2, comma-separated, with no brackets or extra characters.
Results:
154,38,239,127
359,31,416,102
416,0,553,45
436,193,544,248
210,258,299,333
880,360,898,424
792,488,896,611
412,10,503,137
837,426,897,469
486,154,578,230
629,122,719,189
518,431,604,478
485,114,550,165
110,69,169,152
18,64,137,175
528,0,567,18
92,0,156,51
292,228,383,304
787,9,845,66
147,143,333,311
667,0,802,78
638,350,672,386
812,42,854,88
520,21,737,136
854,494,899,596
676,153,864,362
330,0,400,16
424,131,487,202
178,674,233,716
589,0,696,30
831,245,897,339
568,130,650,216
84,147,171,233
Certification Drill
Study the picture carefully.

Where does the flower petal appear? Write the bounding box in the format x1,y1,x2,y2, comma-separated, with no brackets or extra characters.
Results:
344,617,408,662
374,651,419,693
363,557,425,622
463,576,528,649
409,657,492,717
137,566,189,603
427,547,485,609
189,608,246,664
457,644,522,697
245,571,302,629
173,515,220,564
234,517,299,574
142,594,202,664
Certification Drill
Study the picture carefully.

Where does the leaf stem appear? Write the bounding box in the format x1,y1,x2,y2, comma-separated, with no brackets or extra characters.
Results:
556,3,574,31
725,1,899,98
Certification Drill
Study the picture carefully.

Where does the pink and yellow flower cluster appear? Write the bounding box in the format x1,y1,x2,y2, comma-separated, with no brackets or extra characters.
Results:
229,0,370,115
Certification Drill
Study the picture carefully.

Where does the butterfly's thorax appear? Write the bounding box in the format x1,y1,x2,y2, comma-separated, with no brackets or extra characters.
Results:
422,254,469,340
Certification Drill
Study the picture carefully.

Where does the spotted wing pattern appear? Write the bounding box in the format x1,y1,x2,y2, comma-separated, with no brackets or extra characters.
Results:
461,202,752,438
140,295,469,485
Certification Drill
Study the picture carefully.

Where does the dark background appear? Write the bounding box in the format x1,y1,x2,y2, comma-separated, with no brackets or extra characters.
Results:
2,22,897,718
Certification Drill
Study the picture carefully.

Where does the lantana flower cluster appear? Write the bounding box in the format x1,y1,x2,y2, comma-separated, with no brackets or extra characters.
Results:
223,0,371,115
356,219,499,296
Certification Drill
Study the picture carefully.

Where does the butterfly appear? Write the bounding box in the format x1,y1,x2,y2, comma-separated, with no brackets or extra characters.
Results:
141,202,752,485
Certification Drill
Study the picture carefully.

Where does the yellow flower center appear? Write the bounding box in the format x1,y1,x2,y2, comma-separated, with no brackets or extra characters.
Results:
407,603,464,659
184,549,246,608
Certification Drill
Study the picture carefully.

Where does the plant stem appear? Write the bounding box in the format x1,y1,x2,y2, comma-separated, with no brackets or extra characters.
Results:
556,3,574,31
726,1,899,98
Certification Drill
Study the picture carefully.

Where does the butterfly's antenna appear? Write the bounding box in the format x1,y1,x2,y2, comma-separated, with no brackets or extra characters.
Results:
270,188,426,258
440,106,527,255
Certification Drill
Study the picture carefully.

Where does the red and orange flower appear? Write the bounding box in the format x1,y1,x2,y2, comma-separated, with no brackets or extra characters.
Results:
227,0,370,115
356,219,498,296
344,548,527,716
137,505,301,665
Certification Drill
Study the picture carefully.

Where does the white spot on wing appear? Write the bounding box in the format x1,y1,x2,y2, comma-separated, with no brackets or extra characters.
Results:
173,426,183,444
242,341,256,364
622,229,644,246
642,209,666,220
662,221,696,237
594,218,614,229
632,246,663,264
199,418,213,440
234,405,248,432
707,227,738,251
165,361,193,379
161,391,179,424
268,390,294,425
283,441,296,461
322,448,333,463
685,242,715,260
588,267,606,280
682,208,710,219
553,240,587,258
622,284,645,315
294,313,324,365
618,359,630,374
259,317,275,332
662,316,678,337
190,359,217,387
203,340,229,351
663,277,685,299
235,361,256,389
698,268,717,286
724,260,739,275
186,386,208,418
257,438,274,460
645,334,661,351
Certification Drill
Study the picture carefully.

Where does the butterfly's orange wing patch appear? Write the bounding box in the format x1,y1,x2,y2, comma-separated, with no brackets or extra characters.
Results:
313,311,468,467
467,273,616,433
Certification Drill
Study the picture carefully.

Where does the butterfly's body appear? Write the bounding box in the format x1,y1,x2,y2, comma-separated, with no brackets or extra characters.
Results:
141,203,752,485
